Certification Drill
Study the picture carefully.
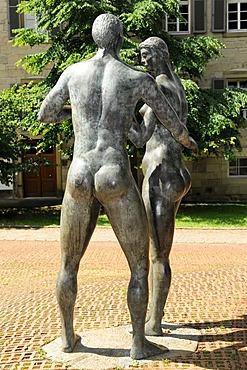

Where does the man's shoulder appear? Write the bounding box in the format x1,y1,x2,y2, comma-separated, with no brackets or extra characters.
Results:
63,59,96,79
66,60,88,71
157,74,176,90
122,64,155,83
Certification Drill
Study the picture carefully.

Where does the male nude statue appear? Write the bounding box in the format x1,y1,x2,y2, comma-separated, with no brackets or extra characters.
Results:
39,15,196,360
129,37,193,336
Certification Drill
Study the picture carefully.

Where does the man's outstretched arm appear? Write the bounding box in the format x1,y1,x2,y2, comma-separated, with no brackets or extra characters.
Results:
38,69,71,123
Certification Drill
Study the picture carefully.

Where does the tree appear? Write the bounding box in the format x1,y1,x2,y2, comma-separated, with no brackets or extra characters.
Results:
0,86,26,186
0,84,52,186
184,80,247,159
13,0,223,80
2,0,247,169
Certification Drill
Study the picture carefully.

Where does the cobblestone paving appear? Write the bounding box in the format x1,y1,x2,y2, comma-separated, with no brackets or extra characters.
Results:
0,227,246,370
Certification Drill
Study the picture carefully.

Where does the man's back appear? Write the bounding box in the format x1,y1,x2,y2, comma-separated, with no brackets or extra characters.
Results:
39,52,195,155
66,55,148,156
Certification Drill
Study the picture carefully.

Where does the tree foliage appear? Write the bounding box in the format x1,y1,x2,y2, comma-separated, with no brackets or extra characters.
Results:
13,0,223,81
1,0,247,185
184,80,247,159
0,84,53,185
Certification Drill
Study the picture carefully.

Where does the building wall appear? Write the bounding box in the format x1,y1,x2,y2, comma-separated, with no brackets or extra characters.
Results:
185,126,247,201
201,1,247,88
185,156,246,202
183,0,247,201
0,0,49,90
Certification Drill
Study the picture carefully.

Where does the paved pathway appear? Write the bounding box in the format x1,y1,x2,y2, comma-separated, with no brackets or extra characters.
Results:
0,226,247,244
0,227,246,369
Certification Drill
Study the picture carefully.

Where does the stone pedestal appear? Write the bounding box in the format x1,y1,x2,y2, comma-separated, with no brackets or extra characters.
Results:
43,322,199,369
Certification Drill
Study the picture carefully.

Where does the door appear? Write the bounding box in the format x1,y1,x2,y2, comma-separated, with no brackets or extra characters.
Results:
23,146,57,197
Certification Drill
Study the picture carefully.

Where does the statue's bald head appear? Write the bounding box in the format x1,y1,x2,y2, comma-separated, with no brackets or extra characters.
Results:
92,14,123,52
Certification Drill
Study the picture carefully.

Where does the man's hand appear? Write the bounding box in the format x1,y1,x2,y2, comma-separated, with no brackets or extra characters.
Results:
181,136,198,152
171,123,198,152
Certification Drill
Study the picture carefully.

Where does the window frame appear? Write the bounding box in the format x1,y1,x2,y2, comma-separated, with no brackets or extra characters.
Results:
227,0,247,32
228,157,247,177
165,0,191,34
7,0,21,39
227,80,247,119
212,78,226,89
23,12,38,30
7,0,62,39
227,80,247,89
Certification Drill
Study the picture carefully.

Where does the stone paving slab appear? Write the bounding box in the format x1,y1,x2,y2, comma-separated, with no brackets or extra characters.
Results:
43,323,199,370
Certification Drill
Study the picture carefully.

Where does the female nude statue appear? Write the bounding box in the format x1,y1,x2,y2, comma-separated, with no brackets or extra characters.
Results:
129,37,193,336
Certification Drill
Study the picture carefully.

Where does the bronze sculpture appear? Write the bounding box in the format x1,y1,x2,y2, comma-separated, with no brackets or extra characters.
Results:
39,16,196,359
129,37,193,336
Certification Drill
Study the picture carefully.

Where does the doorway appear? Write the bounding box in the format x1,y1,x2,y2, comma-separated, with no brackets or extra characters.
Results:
23,145,57,197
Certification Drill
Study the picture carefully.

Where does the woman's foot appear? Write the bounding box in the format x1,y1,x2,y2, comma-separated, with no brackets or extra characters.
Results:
130,338,168,359
145,321,163,336
62,333,81,353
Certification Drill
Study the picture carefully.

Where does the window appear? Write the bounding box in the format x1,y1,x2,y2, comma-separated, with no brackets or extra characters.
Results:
229,158,247,176
7,0,62,39
23,13,37,30
165,0,190,34
240,108,247,118
212,78,226,89
8,0,21,38
8,0,39,38
227,80,247,89
227,0,247,31
227,80,247,118
212,0,247,32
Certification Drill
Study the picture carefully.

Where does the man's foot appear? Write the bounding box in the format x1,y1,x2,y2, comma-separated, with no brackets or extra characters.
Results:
130,338,168,360
145,321,163,336
62,334,81,353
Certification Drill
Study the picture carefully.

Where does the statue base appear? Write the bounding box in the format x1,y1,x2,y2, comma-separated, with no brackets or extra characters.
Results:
42,322,199,369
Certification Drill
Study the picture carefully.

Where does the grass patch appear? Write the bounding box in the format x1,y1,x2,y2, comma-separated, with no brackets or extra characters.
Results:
176,203,247,228
0,203,246,228
97,213,110,226
0,206,61,227
0,206,110,228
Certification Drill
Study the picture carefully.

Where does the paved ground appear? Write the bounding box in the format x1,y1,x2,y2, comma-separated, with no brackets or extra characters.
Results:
0,227,246,370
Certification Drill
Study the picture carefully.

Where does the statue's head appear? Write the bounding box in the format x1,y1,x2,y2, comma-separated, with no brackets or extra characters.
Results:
140,37,170,70
92,14,123,54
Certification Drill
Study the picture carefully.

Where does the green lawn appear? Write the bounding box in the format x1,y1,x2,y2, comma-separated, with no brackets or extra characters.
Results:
176,203,247,228
0,203,247,228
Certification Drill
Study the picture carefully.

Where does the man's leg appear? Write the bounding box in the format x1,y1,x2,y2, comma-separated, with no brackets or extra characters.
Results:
56,188,100,352
101,178,168,359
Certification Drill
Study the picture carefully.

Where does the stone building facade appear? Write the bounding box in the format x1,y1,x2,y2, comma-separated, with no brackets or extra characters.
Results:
1,0,247,201
163,0,247,202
